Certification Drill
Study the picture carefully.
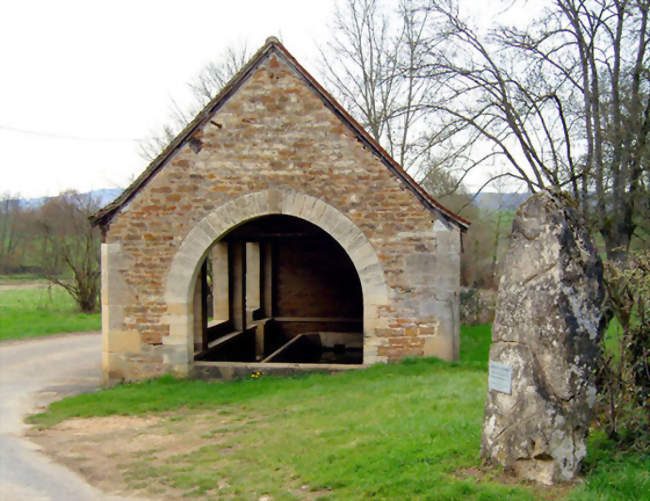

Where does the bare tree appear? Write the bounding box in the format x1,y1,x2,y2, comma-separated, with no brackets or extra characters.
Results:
320,0,435,171
188,43,251,103
139,43,251,161
35,192,101,312
419,158,465,198
0,194,24,273
411,0,649,259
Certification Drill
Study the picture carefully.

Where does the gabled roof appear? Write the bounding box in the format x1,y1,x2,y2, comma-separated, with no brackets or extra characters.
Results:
91,37,470,231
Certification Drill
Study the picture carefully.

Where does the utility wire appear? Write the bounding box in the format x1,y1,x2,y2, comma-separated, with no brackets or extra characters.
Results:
0,124,144,142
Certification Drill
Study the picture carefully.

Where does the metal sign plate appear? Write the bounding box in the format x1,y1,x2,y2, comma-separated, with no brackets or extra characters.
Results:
488,361,512,394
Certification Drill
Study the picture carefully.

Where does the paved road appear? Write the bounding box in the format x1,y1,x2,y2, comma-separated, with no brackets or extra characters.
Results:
0,333,133,501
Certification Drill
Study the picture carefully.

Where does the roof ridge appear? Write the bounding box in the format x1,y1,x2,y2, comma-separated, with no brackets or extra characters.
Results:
90,36,469,230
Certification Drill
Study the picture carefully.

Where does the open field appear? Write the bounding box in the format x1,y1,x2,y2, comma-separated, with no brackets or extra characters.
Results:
0,273,43,283
27,325,648,501
0,285,100,341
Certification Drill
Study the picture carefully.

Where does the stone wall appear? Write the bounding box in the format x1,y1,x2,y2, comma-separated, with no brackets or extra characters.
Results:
273,238,362,318
460,288,496,325
100,49,461,383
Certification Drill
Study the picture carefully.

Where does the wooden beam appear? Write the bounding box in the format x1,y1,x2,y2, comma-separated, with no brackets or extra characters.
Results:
194,329,247,360
261,334,303,363
273,317,362,323
207,330,244,350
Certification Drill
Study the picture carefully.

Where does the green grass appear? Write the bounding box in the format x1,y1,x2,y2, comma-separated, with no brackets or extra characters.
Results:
603,316,623,361
0,273,42,283
0,286,100,341
459,324,492,364
27,325,646,500
567,431,650,500
33,359,537,500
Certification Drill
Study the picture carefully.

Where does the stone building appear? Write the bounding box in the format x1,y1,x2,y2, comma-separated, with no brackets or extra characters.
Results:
92,37,469,384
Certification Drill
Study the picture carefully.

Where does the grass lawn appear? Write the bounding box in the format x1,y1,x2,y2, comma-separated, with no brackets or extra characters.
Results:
459,324,492,364
0,273,42,283
0,286,100,341
29,324,648,500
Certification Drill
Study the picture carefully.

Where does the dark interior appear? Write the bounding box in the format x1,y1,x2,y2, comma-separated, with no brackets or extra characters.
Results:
194,215,363,364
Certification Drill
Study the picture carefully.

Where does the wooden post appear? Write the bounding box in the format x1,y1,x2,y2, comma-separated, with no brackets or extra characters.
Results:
245,242,261,321
193,260,208,353
193,269,202,353
210,243,229,322
261,241,273,318
229,241,246,331
200,260,208,350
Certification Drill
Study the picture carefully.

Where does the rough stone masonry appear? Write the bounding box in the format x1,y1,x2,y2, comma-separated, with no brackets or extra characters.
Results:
92,38,468,383
481,191,606,484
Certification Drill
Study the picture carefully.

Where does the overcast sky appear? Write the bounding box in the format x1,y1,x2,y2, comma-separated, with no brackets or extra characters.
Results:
1,1,535,199
1,0,336,198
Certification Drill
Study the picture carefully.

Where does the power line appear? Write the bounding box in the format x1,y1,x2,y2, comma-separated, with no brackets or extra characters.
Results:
0,124,144,142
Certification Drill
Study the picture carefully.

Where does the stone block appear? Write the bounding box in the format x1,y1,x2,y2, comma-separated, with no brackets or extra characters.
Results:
481,191,606,484
334,224,363,250
103,352,129,385
184,224,215,255
106,330,141,353
102,304,125,332
363,287,390,308
166,302,190,316
280,190,299,214
196,219,219,243
306,198,328,222
165,316,191,340
205,210,236,236
349,242,377,270
423,334,454,360
266,189,284,212
101,243,133,307
163,344,190,366
291,192,308,215
404,253,436,286
294,194,317,220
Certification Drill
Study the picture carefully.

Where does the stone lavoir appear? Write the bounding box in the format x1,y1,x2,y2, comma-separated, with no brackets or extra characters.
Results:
91,37,469,384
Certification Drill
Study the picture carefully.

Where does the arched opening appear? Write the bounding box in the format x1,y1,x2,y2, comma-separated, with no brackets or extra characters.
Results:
162,189,390,376
192,215,364,365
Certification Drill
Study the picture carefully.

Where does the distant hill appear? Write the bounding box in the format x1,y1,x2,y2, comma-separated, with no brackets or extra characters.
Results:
19,188,528,212
19,188,123,209
472,192,530,210
88,188,124,207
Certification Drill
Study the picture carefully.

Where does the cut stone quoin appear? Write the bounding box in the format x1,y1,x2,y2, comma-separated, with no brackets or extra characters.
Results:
92,37,467,384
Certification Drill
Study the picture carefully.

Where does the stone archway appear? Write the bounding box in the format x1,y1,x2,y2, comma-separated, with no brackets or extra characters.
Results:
161,189,390,375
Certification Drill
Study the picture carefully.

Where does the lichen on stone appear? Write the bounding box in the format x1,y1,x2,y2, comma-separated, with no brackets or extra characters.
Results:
481,190,606,484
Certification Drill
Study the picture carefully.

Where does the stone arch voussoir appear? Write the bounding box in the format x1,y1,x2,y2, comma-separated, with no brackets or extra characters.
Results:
162,189,389,365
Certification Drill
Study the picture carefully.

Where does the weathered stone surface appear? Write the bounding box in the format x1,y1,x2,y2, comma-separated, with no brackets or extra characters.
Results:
460,288,496,326
481,191,606,484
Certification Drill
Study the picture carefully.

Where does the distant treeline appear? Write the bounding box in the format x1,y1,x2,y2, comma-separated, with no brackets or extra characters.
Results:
1,191,101,312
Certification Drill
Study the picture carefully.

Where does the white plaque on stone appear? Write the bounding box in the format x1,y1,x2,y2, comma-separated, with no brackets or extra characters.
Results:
488,361,512,394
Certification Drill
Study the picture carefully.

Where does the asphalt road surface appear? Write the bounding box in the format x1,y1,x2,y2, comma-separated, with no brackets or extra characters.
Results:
0,332,134,501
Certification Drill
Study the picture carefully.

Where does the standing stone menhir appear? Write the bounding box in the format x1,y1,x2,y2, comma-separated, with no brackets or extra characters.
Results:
481,191,606,485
